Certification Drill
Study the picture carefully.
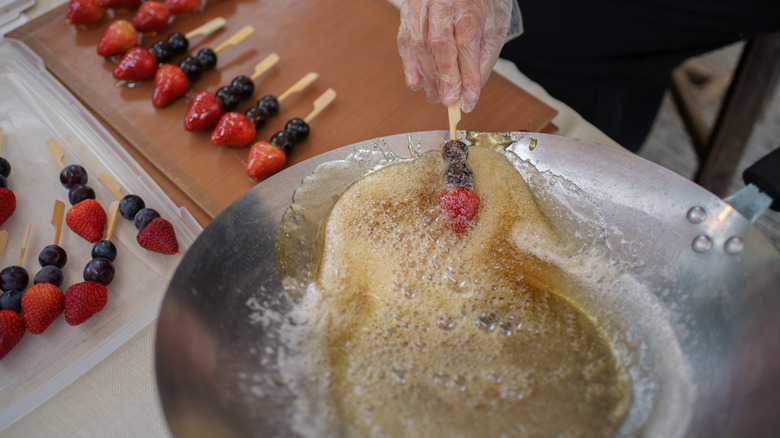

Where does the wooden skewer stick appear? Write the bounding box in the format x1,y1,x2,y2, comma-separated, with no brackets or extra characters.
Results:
17,223,31,266
278,72,319,104
250,53,280,81
105,200,120,242
448,104,460,140
213,26,255,54
0,230,8,260
98,172,124,200
46,137,65,170
0,126,4,156
303,88,337,124
184,17,227,41
51,200,65,246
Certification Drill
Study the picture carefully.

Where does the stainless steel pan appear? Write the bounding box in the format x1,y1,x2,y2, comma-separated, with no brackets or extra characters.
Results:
155,131,780,437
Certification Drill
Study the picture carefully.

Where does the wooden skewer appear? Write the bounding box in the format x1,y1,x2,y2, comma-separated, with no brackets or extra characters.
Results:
184,17,227,40
303,88,336,124
0,126,4,156
46,137,65,170
0,230,8,260
105,200,120,242
17,223,31,266
213,26,255,54
98,172,124,200
448,104,460,140
250,53,280,81
278,72,318,104
51,200,65,246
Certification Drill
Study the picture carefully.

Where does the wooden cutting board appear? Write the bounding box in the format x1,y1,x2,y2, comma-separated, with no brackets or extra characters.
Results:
9,0,557,221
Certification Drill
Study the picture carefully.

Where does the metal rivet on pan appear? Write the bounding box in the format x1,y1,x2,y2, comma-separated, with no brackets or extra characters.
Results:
692,235,712,253
724,236,745,255
686,206,706,224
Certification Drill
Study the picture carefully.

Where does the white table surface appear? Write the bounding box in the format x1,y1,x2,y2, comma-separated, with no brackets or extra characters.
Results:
3,1,619,437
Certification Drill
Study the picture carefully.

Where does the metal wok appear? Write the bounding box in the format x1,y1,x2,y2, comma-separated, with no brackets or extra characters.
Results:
155,131,780,437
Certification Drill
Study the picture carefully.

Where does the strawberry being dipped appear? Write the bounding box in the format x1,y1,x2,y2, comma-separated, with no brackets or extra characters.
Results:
97,19,139,58
132,1,171,34
21,283,65,335
0,309,25,360
65,0,105,26
435,139,480,233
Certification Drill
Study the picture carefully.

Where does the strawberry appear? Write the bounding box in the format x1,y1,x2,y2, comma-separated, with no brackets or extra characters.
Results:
65,0,105,25
132,1,171,34
100,0,141,10
153,64,190,107
113,47,158,81
97,19,139,58
0,187,16,226
184,91,224,131
436,186,480,233
137,217,179,254
64,281,108,326
0,309,25,360
246,141,286,180
21,283,65,335
210,112,256,147
66,199,107,243
165,0,201,16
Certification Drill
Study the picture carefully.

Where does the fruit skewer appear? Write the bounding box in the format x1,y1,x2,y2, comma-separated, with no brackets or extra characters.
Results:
184,52,280,131
33,200,68,288
0,128,16,227
153,25,255,108
245,88,337,180
210,72,319,147
0,227,34,360
113,17,226,82
437,105,479,234
0,225,31,314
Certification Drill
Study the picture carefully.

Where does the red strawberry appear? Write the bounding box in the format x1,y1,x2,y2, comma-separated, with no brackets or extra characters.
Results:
137,217,179,254
64,281,108,326
100,0,141,10
132,1,171,34
210,112,256,147
246,141,286,180
165,0,201,16
184,91,224,131
113,47,158,81
0,187,16,226
21,283,65,335
66,199,107,243
436,186,480,233
153,64,190,107
97,19,139,57
0,309,25,360
65,0,105,25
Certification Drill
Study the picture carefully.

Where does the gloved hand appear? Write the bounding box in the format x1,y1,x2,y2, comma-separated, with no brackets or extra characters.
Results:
397,0,515,112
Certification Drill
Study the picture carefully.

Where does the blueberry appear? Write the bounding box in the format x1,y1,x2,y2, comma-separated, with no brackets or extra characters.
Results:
39,244,68,268
0,266,28,292
92,240,117,262
83,258,115,286
150,40,173,64
119,194,145,220
166,32,189,55
270,131,294,154
0,175,7,189
68,184,96,205
244,106,268,128
231,75,254,99
196,48,217,71
442,140,468,163
444,160,474,189
284,118,309,143
34,265,63,287
0,157,11,178
0,290,23,313
134,208,160,231
60,164,88,189
178,56,204,81
215,86,240,112
256,95,279,117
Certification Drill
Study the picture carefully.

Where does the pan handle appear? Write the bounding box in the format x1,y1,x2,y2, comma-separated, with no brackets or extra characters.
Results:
743,146,780,211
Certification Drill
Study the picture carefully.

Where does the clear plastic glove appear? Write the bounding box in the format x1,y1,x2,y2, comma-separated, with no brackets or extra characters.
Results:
397,0,516,112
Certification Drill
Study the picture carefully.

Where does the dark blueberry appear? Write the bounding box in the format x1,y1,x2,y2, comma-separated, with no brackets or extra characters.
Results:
215,86,240,112
83,258,115,286
166,32,189,55
256,95,279,117
119,194,145,220
284,118,310,143
231,75,254,99
0,157,11,178
134,208,160,231
0,175,7,189
150,40,173,64
0,290,23,313
196,48,217,71
270,131,294,154
244,106,268,128
179,56,204,82
0,266,28,292
59,164,88,189
34,265,63,287
92,240,117,262
68,184,96,205
442,140,468,163
39,244,68,268
444,160,474,189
